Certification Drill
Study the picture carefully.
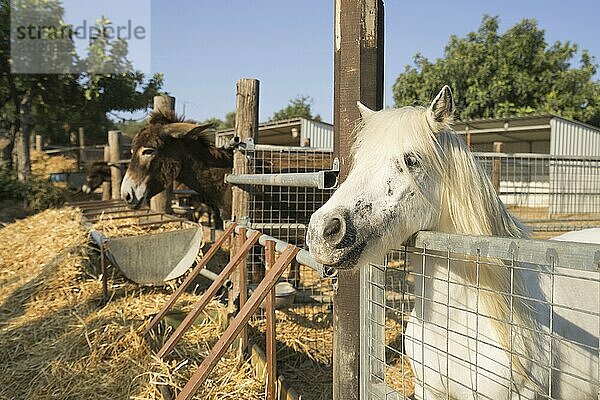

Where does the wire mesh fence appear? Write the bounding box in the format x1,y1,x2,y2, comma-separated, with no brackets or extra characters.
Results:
474,153,600,236
361,231,600,400
239,144,338,398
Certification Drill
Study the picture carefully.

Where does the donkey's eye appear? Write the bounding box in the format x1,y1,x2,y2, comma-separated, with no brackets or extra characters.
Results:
141,147,155,156
404,153,420,168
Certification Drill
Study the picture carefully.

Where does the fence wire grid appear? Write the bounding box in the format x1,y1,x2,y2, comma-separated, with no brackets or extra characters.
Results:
362,232,600,400
241,145,338,399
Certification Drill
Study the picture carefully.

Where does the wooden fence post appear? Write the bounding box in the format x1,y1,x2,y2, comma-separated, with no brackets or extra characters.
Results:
17,92,33,185
492,141,504,194
229,78,259,312
35,134,42,152
150,95,175,213
102,145,111,200
78,127,86,168
108,130,122,200
333,1,384,399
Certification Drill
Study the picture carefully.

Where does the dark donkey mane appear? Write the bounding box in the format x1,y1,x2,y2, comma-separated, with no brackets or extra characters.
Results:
148,109,196,125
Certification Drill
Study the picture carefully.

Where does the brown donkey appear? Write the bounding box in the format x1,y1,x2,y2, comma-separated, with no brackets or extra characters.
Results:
82,161,111,194
120,111,235,228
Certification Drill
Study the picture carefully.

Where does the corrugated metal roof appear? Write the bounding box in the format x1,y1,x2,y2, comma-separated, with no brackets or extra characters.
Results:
215,117,333,148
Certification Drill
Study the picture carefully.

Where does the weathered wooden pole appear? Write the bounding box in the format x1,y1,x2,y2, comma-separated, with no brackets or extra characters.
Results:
35,134,42,152
150,95,175,213
108,130,122,200
17,92,33,184
491,141,504,194
229,78,260,312
78,127,86,168
102,145,111,200
333,1,384,399
70,131,79,168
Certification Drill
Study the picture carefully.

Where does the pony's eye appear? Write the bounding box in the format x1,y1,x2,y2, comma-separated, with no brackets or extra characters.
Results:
141,148,155,156
404,153,419,168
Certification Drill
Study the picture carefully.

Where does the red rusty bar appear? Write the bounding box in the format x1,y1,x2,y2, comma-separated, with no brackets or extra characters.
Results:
176,245,300,400
264,240,277,400
238,227,248,352
157,230,262,358
143,223,237,336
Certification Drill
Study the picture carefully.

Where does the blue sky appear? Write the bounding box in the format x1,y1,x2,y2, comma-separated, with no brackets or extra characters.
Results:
65,1,600,123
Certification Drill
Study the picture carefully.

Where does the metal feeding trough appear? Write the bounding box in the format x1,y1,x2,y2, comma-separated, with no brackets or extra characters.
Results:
72,199,205,286
104,227,203,285
250,281,297,310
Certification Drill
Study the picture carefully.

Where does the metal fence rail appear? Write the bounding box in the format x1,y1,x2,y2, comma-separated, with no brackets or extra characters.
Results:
361,231,600,399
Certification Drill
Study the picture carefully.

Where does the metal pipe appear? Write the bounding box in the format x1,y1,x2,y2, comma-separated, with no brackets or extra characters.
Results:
225,170,337,190
231,223,334,278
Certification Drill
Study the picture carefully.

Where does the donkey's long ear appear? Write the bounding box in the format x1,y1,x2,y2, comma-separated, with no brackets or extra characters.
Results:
164,122,214,140
357,101,376,120
427,85,454,129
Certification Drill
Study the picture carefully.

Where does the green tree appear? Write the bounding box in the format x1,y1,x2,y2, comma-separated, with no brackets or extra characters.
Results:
202,111,236,130
392,16,600,126
0,3,163,151
270,95,322,122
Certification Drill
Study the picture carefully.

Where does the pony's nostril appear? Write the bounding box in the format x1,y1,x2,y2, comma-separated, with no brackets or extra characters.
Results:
323,216,346,247
324,218,341,238
125,192,133,203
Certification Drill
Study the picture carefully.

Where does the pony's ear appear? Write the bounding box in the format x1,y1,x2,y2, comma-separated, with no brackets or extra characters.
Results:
428,85,454,127
164,122,214,140
357,101,376,119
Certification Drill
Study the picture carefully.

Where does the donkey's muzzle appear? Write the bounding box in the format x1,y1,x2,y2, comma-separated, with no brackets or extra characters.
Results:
123,188,143,209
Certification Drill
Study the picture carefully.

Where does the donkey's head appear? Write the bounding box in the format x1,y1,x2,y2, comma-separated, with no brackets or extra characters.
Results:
82,161,110,194
120,111,214,208
307,86,456,268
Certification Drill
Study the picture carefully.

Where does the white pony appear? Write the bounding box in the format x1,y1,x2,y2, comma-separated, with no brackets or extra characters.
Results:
306,86,599,399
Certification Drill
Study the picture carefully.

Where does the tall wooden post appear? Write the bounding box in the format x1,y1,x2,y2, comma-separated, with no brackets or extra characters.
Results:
491,141,504,194
150,95,175,213
17,92,33,184
35,134,42,152
229,78,260,312
78,127,86,168
102,145,111,200
333,1,384,399
108,130,122,200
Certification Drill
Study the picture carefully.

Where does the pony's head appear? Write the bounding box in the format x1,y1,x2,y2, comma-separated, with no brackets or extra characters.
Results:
307,86,526,268
120,111,214,208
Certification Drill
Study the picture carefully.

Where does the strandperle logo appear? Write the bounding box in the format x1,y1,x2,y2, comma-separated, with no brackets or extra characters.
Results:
10,0,151,74
14,20,147,43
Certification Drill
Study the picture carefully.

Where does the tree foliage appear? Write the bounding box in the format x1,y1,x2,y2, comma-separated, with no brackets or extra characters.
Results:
392,16,600,126
270,95,321,122
0,0,163,149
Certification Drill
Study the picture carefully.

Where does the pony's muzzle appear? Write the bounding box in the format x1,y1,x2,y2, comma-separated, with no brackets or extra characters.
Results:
322,216,346,248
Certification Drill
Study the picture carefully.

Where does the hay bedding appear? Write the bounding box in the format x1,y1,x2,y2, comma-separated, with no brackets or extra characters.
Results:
30,150,77,177
0,208,263,400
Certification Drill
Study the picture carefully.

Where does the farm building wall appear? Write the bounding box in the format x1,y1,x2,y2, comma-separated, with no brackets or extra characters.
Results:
549,117,600,214
471,141,550,153
300,119,334,149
